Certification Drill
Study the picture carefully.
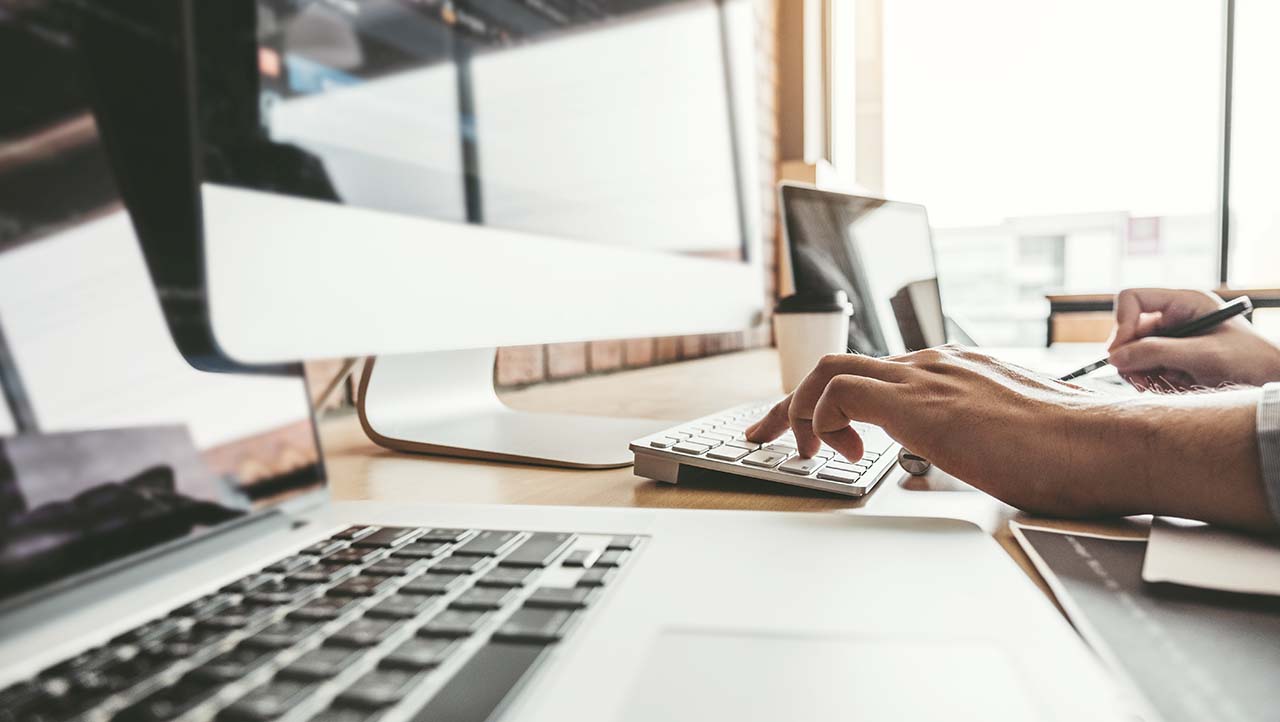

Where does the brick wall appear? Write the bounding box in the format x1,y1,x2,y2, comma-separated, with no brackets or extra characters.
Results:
494,0,782,388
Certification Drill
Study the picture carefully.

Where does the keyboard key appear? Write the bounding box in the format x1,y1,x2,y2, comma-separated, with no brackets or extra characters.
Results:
741,449,790,468
176,594,237,620
327,576,392,597
392,542,449,560
418,609,488,638
701,431,732,441
778,456,827,476
592,550,629,568
726,441,761,451
279,647,362,681
825,460,860,472
499,533,574,567
328,619,402,648
336,669,420,709
402,642,545,722
418,528,471,543
289,597,357,622
264,555,315,574
648,436,679,449
689,436,724,448
196,606,264,631
380,638,457,671
306,709,380,722
113,678,217,722
220,680,316,721
706,446,750,462
400,573,467,596
430,557,488,575
816,468,861,484
187,645,274,683
577,568,616,587
560,549,596,567
452,530,520,557
524,587,598,610
765,443,796,453
493,608,576,644
366,594,436,620
288,564,356,585
330,526,376,541
242,620,318,649
476,567,536,588
451,587,516,611
301,540,348,557
672,442,711,455
606,535,641,551
326,548,388,566
351,527,420,548
363,558,422,577
244,588,310,607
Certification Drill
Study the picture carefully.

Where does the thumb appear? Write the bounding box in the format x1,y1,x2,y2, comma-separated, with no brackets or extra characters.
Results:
1109,337,1214,377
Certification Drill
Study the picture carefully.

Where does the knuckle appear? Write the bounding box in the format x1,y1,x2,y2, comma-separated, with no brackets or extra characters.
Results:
816,353,846,371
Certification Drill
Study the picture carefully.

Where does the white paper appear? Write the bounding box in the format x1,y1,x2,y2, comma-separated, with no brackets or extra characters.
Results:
1142,517,1280,597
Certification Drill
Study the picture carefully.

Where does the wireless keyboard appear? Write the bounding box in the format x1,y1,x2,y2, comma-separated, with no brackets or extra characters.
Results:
630,401,902,497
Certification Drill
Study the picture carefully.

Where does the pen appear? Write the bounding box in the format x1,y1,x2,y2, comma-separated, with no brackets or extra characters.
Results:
1058,295,1254,381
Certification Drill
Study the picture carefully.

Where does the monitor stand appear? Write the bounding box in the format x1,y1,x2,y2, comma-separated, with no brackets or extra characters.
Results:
356,349,672,469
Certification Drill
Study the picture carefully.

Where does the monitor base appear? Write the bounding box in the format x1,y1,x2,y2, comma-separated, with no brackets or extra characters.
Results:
356,349,670,469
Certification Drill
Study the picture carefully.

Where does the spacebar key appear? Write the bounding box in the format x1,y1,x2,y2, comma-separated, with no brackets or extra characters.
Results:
407,641,548,722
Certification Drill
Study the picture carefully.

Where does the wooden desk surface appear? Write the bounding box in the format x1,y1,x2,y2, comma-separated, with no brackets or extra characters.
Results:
322,348,1148,604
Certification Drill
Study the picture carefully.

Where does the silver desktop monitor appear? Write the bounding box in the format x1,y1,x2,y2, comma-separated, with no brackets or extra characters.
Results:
101,0,763,468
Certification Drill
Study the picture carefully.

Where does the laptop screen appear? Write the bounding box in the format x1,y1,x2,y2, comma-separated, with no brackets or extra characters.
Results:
782,185,946,357
0,4,324,607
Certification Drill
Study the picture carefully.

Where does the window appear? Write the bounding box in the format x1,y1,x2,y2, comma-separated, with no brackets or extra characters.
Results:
876,0,1224,344
1226,0,1280,287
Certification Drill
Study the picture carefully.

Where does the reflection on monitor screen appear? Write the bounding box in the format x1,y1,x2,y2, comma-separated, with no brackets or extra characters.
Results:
0,3,324,605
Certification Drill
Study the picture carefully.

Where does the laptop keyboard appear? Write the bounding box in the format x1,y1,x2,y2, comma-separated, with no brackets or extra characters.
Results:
0,526,641,722
630,401,901,497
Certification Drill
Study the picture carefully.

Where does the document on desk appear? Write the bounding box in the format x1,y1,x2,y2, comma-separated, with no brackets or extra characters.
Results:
1142,517,1280,597
1011,522,1280,722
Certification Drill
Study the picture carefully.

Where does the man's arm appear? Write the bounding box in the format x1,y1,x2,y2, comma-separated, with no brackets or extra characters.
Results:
745,347,1279,532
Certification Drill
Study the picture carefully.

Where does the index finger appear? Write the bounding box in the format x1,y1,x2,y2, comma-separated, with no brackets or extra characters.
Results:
745,394,793,443
789,354,905,456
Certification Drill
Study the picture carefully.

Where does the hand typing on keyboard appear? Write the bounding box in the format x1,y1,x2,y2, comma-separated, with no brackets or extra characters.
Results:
743,345,1276,532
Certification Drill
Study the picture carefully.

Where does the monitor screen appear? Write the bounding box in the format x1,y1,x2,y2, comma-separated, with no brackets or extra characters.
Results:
0,2,324,607
208,0,747,262
782,186,945,357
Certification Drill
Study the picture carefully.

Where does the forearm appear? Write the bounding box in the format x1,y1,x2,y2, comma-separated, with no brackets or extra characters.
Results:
1112,389,1275,532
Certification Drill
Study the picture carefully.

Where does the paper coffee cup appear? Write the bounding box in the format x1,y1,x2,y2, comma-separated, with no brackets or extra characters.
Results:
773,292,853,393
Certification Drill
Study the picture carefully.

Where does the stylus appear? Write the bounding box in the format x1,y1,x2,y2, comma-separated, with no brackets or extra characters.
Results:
1058,295,1253,381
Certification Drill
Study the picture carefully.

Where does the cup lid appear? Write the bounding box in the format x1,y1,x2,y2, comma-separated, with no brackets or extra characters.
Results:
774,290,853,315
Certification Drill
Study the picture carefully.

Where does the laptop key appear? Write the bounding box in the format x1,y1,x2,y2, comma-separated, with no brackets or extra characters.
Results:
477,567,536,588
336,669,420,709
350,527,419,549
289,597,357,622
307,709,381,722
219,680,316,721
741,449,790,468
264,555,315,574
392,541,449,559
606,535,641,551
242,620,319,649
430,557,488,575
593,550,629,568
327,575,392,597
400,573,467,595
524,587,598,610
279,647,362,681
493,608,576,644
327,548,388,566
301,540,348,557
288,563,356,585
577,568,616,587
380,638,457,671
363,558,422,577
499,533,574,567
451,587,517,611
452,530,520,557
559,549,596,567
187,645,274,682
418,609,487,638
418,528,471,543
113,678,218,722
330,526,377,541
366,594,436,620
328,619,402,648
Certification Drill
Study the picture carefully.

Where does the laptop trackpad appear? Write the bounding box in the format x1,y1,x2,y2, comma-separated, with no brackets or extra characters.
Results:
620,630,1042,722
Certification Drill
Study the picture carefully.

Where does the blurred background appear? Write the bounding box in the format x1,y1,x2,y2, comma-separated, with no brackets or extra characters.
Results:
304,0,1279,407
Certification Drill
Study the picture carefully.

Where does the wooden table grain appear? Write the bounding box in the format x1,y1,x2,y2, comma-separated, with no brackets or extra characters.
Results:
321,348,1148,605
